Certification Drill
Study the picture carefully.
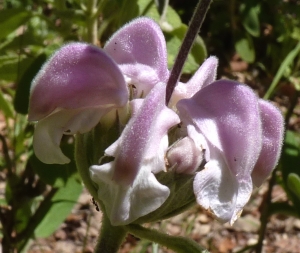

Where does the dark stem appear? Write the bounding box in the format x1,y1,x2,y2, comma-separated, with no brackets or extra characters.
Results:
165,0,213,104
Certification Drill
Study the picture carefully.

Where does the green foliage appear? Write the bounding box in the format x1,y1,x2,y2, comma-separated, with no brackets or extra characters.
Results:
0,90,14,118
264,42,300,99
30,143,78,188
165,24,207,73
34,176,83,238
288,173,300,201
234,33,255,63
14,53,47,114
138,0,206,73
202,0,300,72
281,130,300,214
240,1,260,38
0,8,31,41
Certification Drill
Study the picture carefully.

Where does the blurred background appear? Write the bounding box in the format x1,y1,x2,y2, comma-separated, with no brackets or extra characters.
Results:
1,0,300,252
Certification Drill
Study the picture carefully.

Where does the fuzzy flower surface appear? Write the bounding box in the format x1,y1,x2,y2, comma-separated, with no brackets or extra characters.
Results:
29,17,284,226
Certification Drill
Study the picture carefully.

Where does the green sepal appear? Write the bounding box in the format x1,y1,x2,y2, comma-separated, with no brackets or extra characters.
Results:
75,110,125,203
135,171,196,224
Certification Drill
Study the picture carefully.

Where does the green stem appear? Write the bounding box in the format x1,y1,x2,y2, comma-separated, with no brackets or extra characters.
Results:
95,212,127,253
126,224,209,253
159,0,169,24
165,0,213,105
86,0,98,45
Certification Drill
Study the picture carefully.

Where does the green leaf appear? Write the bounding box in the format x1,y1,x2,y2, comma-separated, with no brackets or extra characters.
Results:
281,130,300,211
281,131,300,179
34,176,83,238
15,199,33,233
30,143,77,188
138,0,181,32
14,53,47,114
288,173,300,200
234,33,255,63
240,3,260,37
0,55,35,81
0,8,31,40
165,24,207,74
0,91,14,118
138,0,160,20
264,42,300,99
161,5,182,31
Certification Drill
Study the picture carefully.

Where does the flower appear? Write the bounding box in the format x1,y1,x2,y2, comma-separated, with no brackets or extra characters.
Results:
29,16,284,227
176,79,284,224
104,17,169,98
29,17,175,225
29,43,128,164
28,17,167,164
90,82,179,225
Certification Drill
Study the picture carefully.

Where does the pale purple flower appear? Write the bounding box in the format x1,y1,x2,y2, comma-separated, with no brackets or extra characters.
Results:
252,100,284,187
28,17,167,164
29,16,284,226
29,43,128,164
104,17,169,98
90,82,179,225
176,79,284,224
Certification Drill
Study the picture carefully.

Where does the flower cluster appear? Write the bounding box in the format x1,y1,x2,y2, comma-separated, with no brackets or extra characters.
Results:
29,18,284,226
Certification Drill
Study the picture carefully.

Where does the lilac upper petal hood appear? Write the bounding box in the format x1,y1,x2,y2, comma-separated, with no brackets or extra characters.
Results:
28,43,128,164
252,100,284,186
177,80,263,224
29,43,128,121
104,17,169,97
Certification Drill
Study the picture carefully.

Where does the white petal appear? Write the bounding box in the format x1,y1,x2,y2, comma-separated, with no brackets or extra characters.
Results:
90,162,170,225
193,153,253,224
194,159,237,223
33,107,107,164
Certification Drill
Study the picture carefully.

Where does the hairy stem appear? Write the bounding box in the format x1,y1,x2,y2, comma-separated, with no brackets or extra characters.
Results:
86,0,98,45
165,0,213,104
94,212,127,253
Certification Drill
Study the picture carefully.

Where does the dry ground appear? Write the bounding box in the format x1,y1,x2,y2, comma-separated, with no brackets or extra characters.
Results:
28,183,300,253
